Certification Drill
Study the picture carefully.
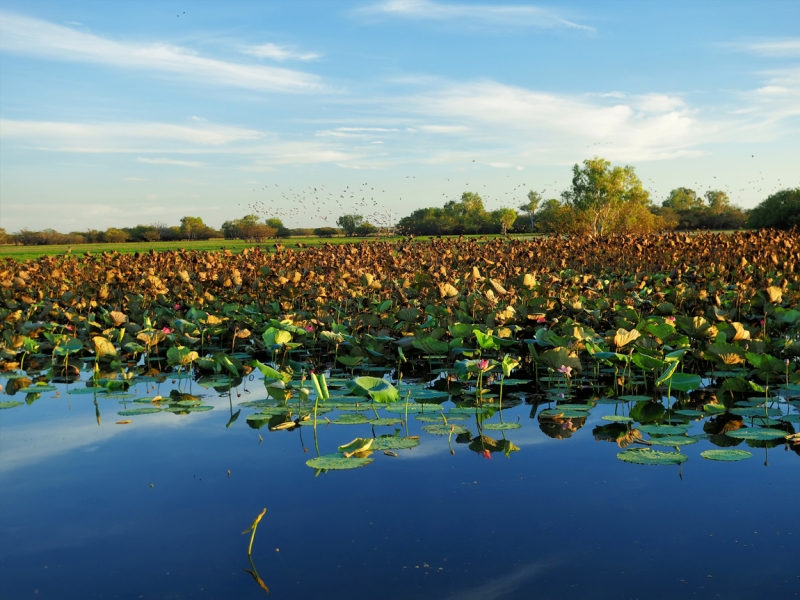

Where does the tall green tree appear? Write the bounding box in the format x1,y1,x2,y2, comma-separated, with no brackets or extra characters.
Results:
561,157,651,237
336,214,365,237
663,188,703,211
492,207,518,235
747,188,800,230
704,190,730,214
180,216,206,240
519,191,542,230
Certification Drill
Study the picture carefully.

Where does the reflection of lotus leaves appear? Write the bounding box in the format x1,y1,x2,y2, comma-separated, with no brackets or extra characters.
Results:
370,436,420,450
779,415,800,423
648,435,699,446
482,422,521,431
637,424,690,436
0,401,24,409
331,414,370,425
368,417,404,426
254,407,292,416
422,424,469,435
164,405,213,413
554,403,592,410
700,449,753,461
602,415,633,422
617,448,688,465
118,407,162,416
17,385,57,393
305,454,373,470
68,388,109,395
725,428,789,440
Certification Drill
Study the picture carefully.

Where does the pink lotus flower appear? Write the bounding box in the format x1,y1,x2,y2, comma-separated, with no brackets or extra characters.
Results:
536,316,547,324
481,449,491,460
174,304,181,310
477,358,490,371
558,365,572,377
304,324,315,333
65,325,73,331
162,327,173,334
665,316,675,324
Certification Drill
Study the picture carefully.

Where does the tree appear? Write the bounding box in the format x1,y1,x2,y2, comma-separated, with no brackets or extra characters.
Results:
313,227,339,238
337,214,365,237
103,228,129,243
561,157,651,237
266,218,284,229
663,188,703,211
355,222,377,237
704,190,730,214
180,216,214,240
221,215,275,241
519,191,542,230
747,188,800,230
492,207,518,235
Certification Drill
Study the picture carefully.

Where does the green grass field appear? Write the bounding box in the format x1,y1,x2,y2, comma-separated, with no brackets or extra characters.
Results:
0,234,536,261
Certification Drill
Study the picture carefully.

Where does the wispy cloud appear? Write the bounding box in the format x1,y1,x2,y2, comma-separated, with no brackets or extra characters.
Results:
734,38,800,57
0,11,323,92
356,0,593,31
242,42,321,61
137,157,204,167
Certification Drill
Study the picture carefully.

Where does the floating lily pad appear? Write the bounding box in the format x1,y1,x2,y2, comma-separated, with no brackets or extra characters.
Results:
539,408,587,418
117,407,162,416
617,448,688,465
554,403,592,411
595,398,626,404
725,428,789,440
68,387,109,395
637,424,690,436
368,417,404,426
17,385,57,393
482,422,521,431
496,378,531,385
370,436,420,451
448,406,490,415
700,449,753,461
164,405,213,413
602,415,633,423
648,435,699,446
0,401,24,409
730,407,782,418
703,403,727,414
779,414,800,423
306,454,373,470
331,413,370,425
385,403,446,414
238,400,276,408
415,414,447,423
674,409,705,417
422,424,469,435
618,395,652,402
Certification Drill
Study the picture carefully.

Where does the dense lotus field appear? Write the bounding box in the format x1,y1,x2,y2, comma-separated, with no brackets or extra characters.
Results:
1,230,799,467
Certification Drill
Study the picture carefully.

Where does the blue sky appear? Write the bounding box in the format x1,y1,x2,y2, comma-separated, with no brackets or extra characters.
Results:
1,0,798,232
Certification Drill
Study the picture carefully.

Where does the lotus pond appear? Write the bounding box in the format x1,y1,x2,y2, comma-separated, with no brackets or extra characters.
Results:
1,232,800,598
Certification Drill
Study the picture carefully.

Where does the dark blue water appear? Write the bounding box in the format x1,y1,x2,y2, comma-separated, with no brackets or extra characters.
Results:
1,377,798,599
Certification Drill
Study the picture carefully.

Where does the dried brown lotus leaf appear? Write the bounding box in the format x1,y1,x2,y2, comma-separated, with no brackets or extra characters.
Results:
765,286,782,303
613,328,641,348
731,322,750,341
109,311,127,326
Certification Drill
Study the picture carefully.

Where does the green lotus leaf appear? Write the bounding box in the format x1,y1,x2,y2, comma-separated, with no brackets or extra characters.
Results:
617,448,688,465
0,401,24,409
345,376,399,403
700,449,753,461
164,405,213,414
648,435,699,446
370,436,421,451
779,414,800,423
17,385,57,393
730,407,782,417
637,424,690,435
422,424,469,435
602,415,633,422
725,428,789,440
306,454,373,470
332,413,370,425
674,409,705,417
553,403,592,411
630,401,666,423
482,422,522,430
368,417,404,426
385,402,446,413
618,395,652,402
539,409,588,418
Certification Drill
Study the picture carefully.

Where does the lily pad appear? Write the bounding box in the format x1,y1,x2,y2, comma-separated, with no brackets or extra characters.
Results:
779,414,800,423
725,428,789,441
370,436,421,451
482,422,521,431
385,403,445,414
117,407,162,416
17,385,57,393
700,449,753,461
368,417,404,426
616,448,688,465
164,405,213,413
422,424,469,435
306,454,373,470
331,413,370,425
648,435,699,447
602,415,633,423
539,409,588,418
0,401,24,409
674,409,705,417
637,424,690,436
618,395,652,402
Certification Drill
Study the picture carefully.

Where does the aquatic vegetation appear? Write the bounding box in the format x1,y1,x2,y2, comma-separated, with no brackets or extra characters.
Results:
0,230,797,470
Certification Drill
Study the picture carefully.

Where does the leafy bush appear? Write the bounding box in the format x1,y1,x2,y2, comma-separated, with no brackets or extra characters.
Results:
747,188,800,230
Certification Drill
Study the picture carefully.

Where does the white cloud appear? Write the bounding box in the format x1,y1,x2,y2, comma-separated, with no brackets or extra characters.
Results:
357,0,593,31
137,157,204,167
736,38,800,57
0,118,264,151
242,42,321,61
0,11,323,92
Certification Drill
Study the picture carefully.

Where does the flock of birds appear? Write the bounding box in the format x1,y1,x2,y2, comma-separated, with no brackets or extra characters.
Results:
234,159,793,228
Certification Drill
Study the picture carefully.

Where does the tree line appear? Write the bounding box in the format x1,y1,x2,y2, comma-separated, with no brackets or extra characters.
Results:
1,157,797,245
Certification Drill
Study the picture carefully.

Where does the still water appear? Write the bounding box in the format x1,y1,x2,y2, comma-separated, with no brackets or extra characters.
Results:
1,371,798,599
